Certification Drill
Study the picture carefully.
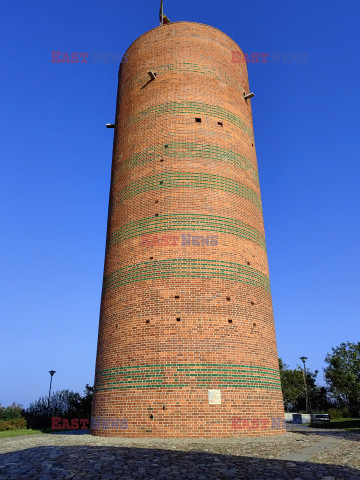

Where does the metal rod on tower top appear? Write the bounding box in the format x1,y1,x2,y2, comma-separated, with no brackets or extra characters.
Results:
160,0,164,25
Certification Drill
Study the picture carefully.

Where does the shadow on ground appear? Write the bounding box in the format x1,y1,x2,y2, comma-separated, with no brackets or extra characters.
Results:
288,425,360,442
0,445,360,479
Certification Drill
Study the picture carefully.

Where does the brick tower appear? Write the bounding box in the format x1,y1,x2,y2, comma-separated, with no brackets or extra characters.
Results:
91,21,285,437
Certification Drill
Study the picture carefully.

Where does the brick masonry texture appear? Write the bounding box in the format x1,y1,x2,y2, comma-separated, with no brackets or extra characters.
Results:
91,21,285,437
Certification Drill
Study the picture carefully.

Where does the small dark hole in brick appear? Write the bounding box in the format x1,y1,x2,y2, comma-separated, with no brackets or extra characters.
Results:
176,317,181,322
253,322,257,326
160,159,164,162
218,122,223,127
163,405,166,410
226,297,230,301
155,200,159,204
228,319,233,324
251,143,254,147
154,213,159,217
195,117,201,123
159,181,163,185
175,295,180,299
146,320,150,324
116,325,118,329
251,301,255,306
150,415,154,419
150,257,153,260
164,145,168,148
247,261,251,265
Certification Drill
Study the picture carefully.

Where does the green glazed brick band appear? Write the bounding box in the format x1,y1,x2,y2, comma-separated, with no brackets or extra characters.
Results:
95,363,281,392
103,258,271,293
114,142,259,184
107,214,266,250
125,101,254,138
113,172,262,211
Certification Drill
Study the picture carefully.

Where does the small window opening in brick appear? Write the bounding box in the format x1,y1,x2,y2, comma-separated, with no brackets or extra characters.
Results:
226,296,230,301
228,319,233,324
218,121,223,127
251,143,254,147
146,320,150,324
159,181,163,185
163,405,166,410
247,261,251,266
195,117,201,123
253,322,257,326
116,325,118,329
154,213,159,217
150,257,153,260
164,145,169,148
175,295,180,299
160,158,164,162
155,200,159,204
150,414,154,419
251,301,255,306
176,317,181,322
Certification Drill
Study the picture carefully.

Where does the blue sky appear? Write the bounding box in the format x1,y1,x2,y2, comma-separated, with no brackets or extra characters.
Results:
0,0,359,408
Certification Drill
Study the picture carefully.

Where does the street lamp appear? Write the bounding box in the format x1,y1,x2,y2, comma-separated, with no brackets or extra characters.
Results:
299,357,311,416
47,370,56,412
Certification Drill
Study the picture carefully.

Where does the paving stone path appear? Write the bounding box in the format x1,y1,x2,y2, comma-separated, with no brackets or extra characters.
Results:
0,427,359,479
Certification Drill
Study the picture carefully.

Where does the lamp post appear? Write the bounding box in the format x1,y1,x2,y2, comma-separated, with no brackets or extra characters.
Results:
44,370,56,431
47,370,56,414
299,357,311,416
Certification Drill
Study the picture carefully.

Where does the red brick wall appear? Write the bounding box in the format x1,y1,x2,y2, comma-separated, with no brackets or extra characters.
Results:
91,21,285,437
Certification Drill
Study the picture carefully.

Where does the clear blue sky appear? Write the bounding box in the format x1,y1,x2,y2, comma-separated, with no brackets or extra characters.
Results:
1,0,359,408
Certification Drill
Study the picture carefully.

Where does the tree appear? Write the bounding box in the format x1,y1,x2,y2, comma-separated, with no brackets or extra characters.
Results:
324,341,360,416
279,359,305,411
279,359,331,413
0,402,23,420
25,386,94,429
68,384,93,419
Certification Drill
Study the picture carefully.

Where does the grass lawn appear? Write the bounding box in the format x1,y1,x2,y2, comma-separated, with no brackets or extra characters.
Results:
310,417,360,432
0,429,43,438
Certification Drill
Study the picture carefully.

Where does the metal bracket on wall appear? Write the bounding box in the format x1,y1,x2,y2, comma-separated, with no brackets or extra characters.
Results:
244,92,255,100
106,124,115,128
148,71,157,81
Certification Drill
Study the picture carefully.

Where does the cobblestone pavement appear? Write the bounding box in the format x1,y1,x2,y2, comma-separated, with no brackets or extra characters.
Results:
0,428,359,479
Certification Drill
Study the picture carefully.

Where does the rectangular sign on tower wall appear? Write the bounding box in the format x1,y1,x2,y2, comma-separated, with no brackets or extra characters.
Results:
208,390,222,405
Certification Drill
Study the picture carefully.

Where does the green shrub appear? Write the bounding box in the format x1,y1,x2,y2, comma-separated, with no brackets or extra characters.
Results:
0,418,27,431
328,407,352,419
0,403,23,420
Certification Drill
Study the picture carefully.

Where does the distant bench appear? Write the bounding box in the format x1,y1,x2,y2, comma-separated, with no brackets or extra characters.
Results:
312,414,330,422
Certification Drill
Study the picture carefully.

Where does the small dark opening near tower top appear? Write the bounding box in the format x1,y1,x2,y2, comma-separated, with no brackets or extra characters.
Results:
247,261,251,265
251,301,255,306
150,257,153,260
226,296,230,301
176,317,181,322
150,414,154,419
218,122,223,127
155,200,159,204
159,181,163,185
146,320,150,324
228,319,233,323
175,295,180,299
163,405,166,410
195,117,201,123
253,322,257,326
164,145,169,148
154,213,159,217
